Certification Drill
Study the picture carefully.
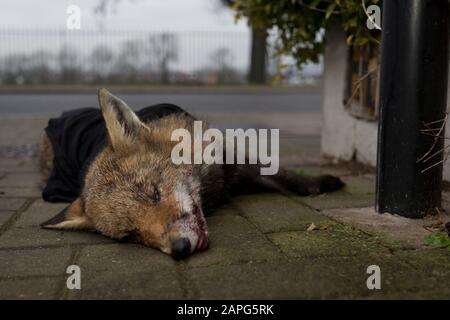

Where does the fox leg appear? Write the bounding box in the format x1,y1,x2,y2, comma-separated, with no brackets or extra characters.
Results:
226,164,344,196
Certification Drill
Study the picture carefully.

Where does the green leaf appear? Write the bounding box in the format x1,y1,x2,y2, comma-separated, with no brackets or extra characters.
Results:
424,232,450,249
325,3,337,19
346,34,354,45
310,0,322,8
353,37,369,46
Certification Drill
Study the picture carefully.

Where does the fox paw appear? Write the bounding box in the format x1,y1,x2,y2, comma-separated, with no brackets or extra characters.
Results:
317,175,345,194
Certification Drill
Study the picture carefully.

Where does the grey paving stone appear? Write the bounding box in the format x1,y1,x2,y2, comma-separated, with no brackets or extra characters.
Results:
0,277,62,299
0,158,39,172
232,193,329,233
0,173,42,187
186,253,450,299
209,204,240,216
77,243,177,274
296,191,375,210
0,187,41,198
185,259,369,299
14,199,67,228
0,198,27,211
0,247,72,278
67,270,183,299
185,215,284,268
343,253,450,299
0,211,14,227
0,226,114,249
63,244,182,299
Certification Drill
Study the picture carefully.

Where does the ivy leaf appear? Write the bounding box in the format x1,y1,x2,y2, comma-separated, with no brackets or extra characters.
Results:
353,37,369,46
424,232,450,249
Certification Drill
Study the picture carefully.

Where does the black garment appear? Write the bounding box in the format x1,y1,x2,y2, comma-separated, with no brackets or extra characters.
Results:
42,104,185,203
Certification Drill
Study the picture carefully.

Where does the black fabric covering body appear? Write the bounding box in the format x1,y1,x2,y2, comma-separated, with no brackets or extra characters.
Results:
42,104,184,203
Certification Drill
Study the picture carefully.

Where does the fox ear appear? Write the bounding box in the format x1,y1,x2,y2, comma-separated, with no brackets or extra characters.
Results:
41,198,94,230
98,88,147,149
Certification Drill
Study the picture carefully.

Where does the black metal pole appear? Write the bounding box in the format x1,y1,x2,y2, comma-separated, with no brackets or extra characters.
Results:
376,0,449,218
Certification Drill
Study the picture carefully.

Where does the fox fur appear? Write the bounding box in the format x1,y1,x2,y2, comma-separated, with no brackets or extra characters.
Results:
39,89,344,259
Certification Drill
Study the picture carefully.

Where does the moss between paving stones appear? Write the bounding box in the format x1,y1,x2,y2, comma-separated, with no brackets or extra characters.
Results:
268,223,391,259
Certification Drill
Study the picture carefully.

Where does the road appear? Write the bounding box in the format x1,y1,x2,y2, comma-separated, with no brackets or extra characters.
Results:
0,92,321,115
0,91,323,154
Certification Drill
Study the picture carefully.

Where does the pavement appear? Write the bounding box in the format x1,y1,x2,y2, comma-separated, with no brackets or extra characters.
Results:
1,91,450,299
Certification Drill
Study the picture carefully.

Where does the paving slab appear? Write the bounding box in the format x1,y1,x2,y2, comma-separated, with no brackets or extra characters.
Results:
0,187,41,198
0,247,72,278
185,215,284,268
0,158,39,172
296,191,375,210
0,197,27,211
67,270,183,299
14,199,67,228
186,253,450,299
0,226,114,249
208,204,240,216
321,207,443,248
0,211,15,227
268,224,390,259
0,277,63,300
232,193,329,233
77,244,177,274
0,173,42,188
184,260,365,299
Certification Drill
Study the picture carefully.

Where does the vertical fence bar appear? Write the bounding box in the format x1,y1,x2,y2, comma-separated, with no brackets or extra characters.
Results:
376,0,450,218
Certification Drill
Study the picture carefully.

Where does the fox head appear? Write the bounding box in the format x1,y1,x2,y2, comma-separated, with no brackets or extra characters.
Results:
42,89,209,259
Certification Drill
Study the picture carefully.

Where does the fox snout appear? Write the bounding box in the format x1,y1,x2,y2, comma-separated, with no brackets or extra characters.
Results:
170,238,191,259
169,212,209,259
170,233,209,259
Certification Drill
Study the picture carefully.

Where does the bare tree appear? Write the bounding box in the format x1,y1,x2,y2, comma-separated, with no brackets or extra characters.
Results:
112,40,143,83
91,45,113,81
219,0,267,84
27,50,53,84
210,47,240,84
2,54,28,85
58,45,81,83
146,33,178,84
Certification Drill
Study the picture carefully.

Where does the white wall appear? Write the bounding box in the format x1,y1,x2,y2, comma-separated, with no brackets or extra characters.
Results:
321,25,450,179
321,25,378,167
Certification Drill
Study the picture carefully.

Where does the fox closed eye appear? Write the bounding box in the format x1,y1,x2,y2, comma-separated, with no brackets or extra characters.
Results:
153,187,161,203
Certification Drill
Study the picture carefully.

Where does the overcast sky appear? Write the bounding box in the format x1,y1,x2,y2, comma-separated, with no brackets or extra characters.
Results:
0,1,322,77
0,0,249,31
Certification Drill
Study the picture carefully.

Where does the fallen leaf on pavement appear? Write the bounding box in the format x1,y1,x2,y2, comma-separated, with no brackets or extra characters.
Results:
307,223,317,232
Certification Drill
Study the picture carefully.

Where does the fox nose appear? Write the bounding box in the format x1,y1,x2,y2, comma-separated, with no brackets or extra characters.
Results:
170,238,191,260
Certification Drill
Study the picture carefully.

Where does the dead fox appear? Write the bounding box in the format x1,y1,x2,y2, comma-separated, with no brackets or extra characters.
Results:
39,89,344,259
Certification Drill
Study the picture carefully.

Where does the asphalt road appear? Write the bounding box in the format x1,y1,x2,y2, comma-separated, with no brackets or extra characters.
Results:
0,92,321,115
